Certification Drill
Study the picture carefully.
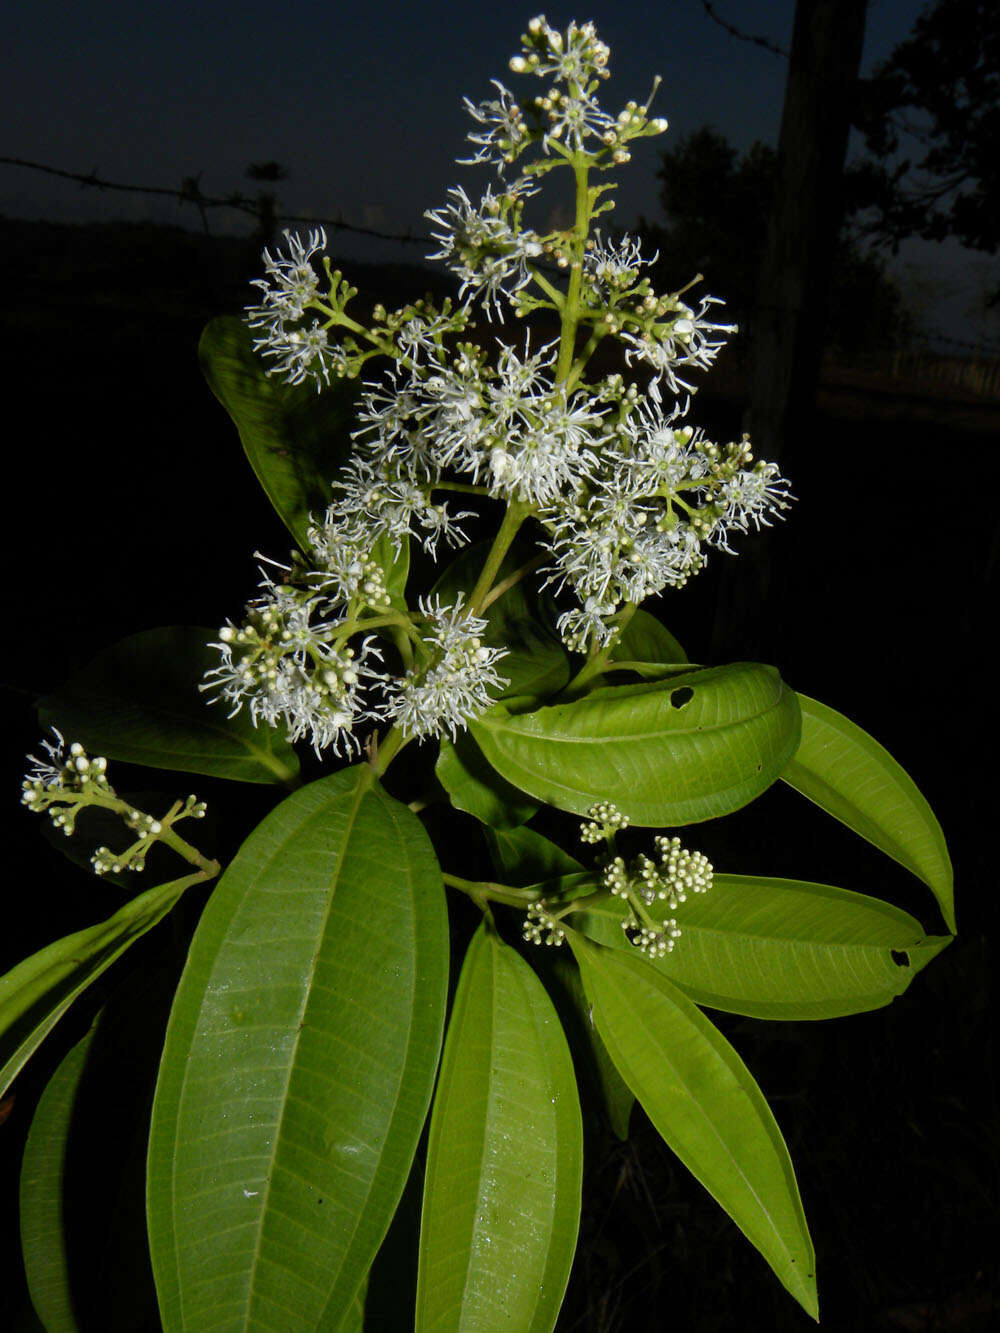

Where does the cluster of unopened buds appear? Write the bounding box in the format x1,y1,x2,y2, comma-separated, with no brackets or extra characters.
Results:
21,730,206,878
519,803,712,960
21,732,112,837
602,826,713,958
522,900,567,947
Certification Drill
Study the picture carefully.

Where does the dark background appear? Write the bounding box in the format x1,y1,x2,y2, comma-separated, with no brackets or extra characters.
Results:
2,2,996,1329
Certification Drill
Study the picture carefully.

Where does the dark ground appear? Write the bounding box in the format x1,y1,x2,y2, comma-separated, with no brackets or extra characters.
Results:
1,218,996,1331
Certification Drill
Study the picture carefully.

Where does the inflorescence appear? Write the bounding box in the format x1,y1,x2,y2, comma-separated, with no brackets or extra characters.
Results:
217,14,793,756
21,730,207,878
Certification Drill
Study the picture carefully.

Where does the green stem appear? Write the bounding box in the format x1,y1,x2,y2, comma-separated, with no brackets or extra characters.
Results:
467,500,533,616
158,827,221,880
479,553,546,612
431,481,489,496
528,267,565,308
369,725,408,778
442,871,542,910
555,155,593,385
555,887,610,919
565,324,607,393
561,604,638,699
85,789,221,879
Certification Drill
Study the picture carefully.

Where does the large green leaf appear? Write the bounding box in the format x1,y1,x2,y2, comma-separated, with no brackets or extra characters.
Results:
19,1024,91,1333
471,663,801,826
576,874,951,1020
199,316,358,551
0,872,199,1100
436,730,538,829
569,935,817,1318
39,626,300,785
146,766,448,1332
415,925,582,1332
546,956,634,1140
783,694,955,931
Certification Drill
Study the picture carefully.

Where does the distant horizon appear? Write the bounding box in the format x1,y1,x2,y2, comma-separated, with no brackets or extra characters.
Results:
5,1,999,354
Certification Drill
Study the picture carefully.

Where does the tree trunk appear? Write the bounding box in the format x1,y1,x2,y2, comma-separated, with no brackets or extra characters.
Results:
713,0,868,661
747,0,869,465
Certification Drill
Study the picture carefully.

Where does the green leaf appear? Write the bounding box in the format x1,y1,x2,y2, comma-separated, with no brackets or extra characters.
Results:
19,1025,92,1333
436,731,538,829
783,694,955,931
610,608,688,667
19,953,178,1332
569,935,817,1318
146,766,449,1333
484,825,583,884
0,873,197,1100
415,925,582,1332
546,956,633,1140
576,874,952,1020
199,316,358,550
471,663,801,826
38,626,300,785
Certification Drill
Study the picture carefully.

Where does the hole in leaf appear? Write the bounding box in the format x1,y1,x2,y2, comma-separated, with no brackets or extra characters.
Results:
890,949,910,967
671,687,694,709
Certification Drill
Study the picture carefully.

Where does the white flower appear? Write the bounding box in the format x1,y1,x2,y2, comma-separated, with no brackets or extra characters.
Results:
614,398,708,494
305,528,390,608
714,461,793,544
245,229,344,390
621,295,737,398
461,80,532,172
515,17,611,86
201,561,383,757
584,232,656,297
385,596,508,740
425,185,543,318
556,597,620,651
330,453,474,557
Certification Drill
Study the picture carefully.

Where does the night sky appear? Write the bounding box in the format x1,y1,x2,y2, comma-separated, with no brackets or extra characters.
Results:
4,0,987,346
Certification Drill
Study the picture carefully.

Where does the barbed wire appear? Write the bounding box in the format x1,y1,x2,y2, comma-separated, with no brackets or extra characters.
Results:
4,155,998,358
0,156,432,246
699,2,789,59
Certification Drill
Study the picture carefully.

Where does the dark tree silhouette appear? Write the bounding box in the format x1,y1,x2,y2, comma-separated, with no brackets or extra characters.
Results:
851,0,1000,281
640,126,908,357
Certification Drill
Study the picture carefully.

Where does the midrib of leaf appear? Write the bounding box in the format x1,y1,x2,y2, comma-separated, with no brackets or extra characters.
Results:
315,790,425,1327
515,961,564,1333
238,773,369,1331
484,698,781,746
458,940,502,1320
582,903,921,950
167,769,373,1330
592,953,807,1291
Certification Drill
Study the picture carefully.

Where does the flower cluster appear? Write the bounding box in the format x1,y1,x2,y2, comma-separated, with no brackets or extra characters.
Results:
245,229,348,388
603,834,713,958
522,899,567,947
21,731,111,835
579,799,630,844
204,553,508,754
384,597,508,741
218,15,795,756
21,731,206,877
